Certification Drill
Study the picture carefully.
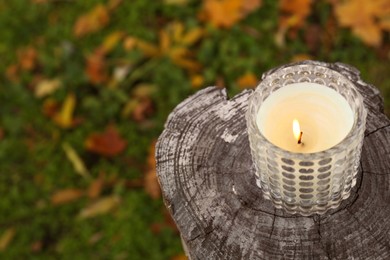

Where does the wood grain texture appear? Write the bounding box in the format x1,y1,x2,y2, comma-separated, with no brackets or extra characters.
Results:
156,61,390,259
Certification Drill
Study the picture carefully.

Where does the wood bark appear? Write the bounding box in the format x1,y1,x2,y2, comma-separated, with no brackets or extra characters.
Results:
156,61,390,259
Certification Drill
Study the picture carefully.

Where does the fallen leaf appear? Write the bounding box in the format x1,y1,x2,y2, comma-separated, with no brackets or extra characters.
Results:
101,31,125,53
62,142,91,180
277,0,313,46
144,140,161,199
199,0,262,28
333,0,390,47
0,228,15,252
85,49,108,85
88,173,105,199
236,72,258,89
190,74,204,89
135,22,204,73
74,4,110,37
30,240,43,252
171,254,188,260
51,189,85,205
78,196,120,219
18,46,38,71
34,78,62,98
123,36,137,51
85,125,127,157
5,64,19,82
42,98,59,118
53,93,77,129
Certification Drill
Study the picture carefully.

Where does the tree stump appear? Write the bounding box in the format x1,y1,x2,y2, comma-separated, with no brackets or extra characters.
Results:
156,61,390,259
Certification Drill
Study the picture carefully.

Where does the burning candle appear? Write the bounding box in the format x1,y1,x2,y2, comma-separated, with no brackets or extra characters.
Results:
256,82,354,153
246,62,367,215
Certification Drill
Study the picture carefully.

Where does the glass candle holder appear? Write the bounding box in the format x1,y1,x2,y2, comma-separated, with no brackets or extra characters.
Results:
246,63,367,216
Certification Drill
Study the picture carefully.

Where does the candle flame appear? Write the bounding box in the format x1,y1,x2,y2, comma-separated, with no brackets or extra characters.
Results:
293,119,303,144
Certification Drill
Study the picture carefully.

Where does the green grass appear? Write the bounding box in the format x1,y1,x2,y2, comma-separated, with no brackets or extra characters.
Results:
0,0,389,258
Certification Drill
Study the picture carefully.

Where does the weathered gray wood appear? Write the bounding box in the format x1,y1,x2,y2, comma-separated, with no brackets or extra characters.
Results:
156,61,390,259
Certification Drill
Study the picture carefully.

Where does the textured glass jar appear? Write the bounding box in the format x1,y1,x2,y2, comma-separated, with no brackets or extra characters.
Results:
246,63,367,216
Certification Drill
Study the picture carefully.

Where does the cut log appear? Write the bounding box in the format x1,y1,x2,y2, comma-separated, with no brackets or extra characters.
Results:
156,61,390,259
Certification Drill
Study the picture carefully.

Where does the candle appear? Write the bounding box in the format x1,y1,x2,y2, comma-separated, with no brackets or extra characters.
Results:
246,62,367,215
256,82,354,153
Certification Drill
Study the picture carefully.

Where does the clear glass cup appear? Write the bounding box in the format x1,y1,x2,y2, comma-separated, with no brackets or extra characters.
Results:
246,63,367,216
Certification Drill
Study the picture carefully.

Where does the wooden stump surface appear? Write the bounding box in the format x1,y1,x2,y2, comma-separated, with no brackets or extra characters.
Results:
156,61,390,259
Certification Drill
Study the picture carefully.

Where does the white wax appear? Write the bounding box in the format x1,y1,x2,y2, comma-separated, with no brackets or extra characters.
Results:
256,82,354,153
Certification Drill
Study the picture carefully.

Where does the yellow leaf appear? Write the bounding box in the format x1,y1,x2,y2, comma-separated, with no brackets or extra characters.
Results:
181,27,204,45
172,57,202,72
78,196,120,219
51,189,85,205
53,93,76,128
74,4,110,37
171,22,184,43
236,72,258,89
34,78,62,98
190,74,205,89
62,142,91,180
123,36,137,51
101,31,125,53
0,228,15,252
159,30,171,53
291,54,313,62
136,40,160,57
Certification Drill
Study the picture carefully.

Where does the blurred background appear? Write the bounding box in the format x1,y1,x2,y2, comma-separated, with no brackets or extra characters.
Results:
0,0,389,259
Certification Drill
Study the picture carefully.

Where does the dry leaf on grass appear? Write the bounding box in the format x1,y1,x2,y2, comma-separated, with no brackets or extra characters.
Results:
51,189,85,205
236,72,258,89
85,49,108,85
53,93,80,129
0,228,15,252
88,173,105,199
34,78,62,98
78,195,121,219
74,4,110,37
333,0,390,47
199,0,262,28
144,140,161,199
62,142,91,180
85,125,127,157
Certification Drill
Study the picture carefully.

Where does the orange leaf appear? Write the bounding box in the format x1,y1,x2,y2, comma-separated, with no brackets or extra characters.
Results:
144,140,161,199
88,173,105,199
333,0,390,47
51,189,84,205
85,49,108,85
171,254,188,260
18,46,38,71
279,0,312,29
85,125,127,157
200,0,242,28
236,72,258,89
242,0,262,16
73,4,110,37
199,0,261,28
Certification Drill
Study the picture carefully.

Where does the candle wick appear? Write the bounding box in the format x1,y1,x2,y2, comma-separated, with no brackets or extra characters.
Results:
297,131,303,144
